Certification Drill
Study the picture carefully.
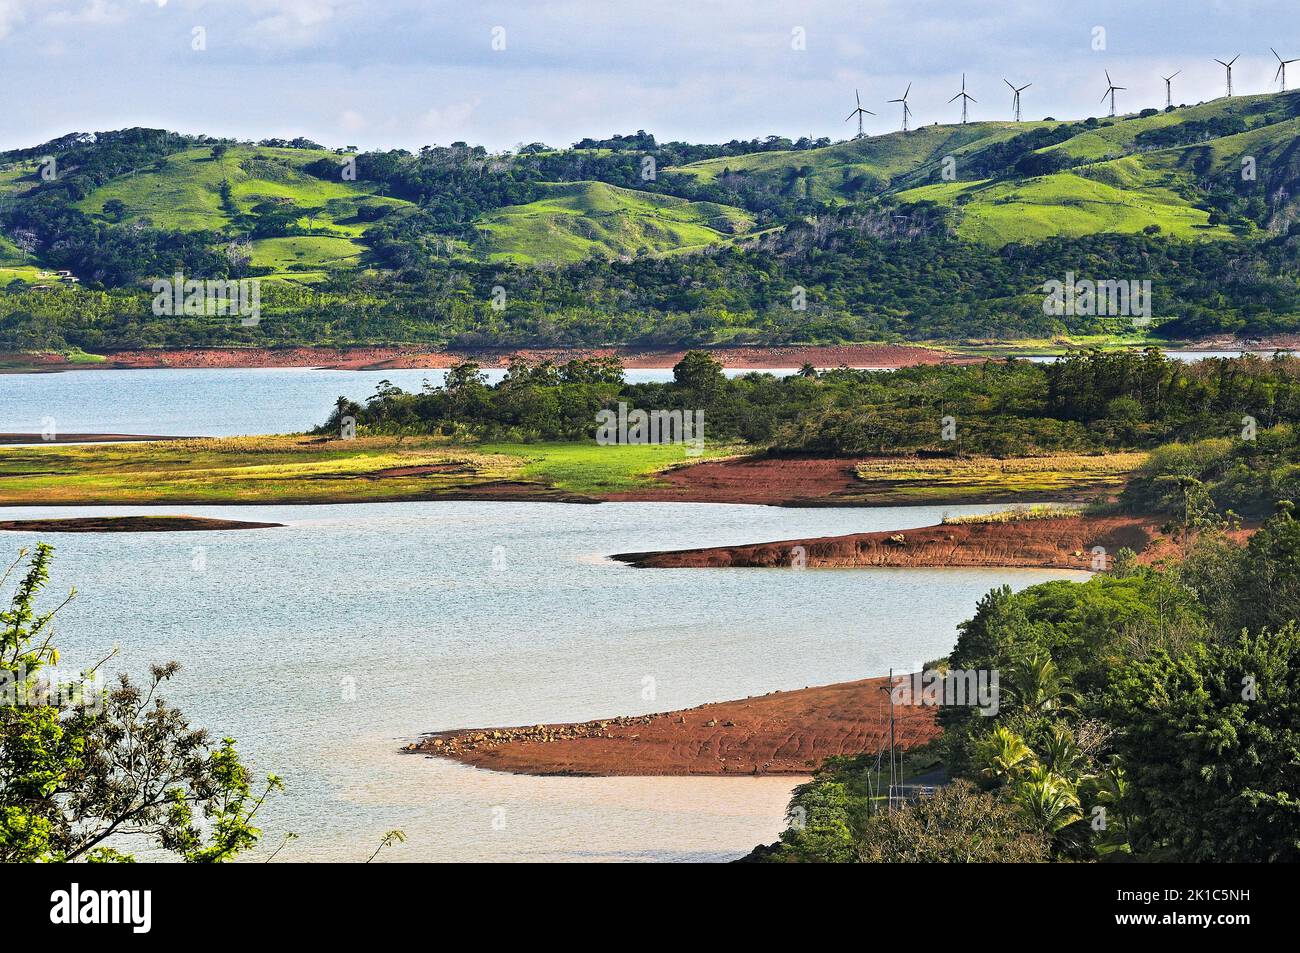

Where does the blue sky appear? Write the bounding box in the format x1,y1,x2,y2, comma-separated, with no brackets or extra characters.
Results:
0,0,1295,152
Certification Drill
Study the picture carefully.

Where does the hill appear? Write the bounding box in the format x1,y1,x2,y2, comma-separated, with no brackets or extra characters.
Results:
0,95,1298,351
465,181,755,264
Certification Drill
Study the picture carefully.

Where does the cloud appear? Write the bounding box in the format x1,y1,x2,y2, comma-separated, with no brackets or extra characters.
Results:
0,0,29,39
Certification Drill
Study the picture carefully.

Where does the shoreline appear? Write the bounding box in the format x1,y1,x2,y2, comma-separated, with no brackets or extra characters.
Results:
4,339,1294,374
611,515,1159,570
0,516,283,532
1,343,971,373
409,675,939,777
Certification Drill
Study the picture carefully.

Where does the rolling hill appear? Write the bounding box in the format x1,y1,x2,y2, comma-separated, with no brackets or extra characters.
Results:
466,181,756,264
0,93,1298,351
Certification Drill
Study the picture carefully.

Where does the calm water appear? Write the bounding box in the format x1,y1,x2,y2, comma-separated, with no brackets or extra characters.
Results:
0,367,793,437
0,501,1085,862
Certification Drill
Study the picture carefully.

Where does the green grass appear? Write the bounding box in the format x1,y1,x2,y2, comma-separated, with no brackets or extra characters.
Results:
248,236,365,271
669,122,1058,201
0,435,736,505
849,454,1147,505
75,145,410,231
464,182,755,264
897,169,1232,244
479,440,736,493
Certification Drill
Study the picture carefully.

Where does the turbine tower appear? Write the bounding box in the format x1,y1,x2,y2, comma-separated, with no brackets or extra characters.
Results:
1004,79,1031,122
1215,54,1239,96
844,89,875,139
1272,48,1299,91
949,73,976,124
1161,70,1181,108
1101,70,1125,118
889,83,913,132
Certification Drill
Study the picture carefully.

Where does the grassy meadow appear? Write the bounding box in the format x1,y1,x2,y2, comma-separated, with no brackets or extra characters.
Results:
851,453,1147,504
0,436,736,505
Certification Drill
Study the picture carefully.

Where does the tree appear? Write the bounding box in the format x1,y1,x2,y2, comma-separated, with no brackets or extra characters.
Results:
671,350,725,404
0,545,281,863
101,199,128,223
1105,623,1300,862
854,782,1050,863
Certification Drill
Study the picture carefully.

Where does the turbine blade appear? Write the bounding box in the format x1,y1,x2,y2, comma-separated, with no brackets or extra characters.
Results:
949,92,961,102
1273,48,1283,63
1004,78,1014,89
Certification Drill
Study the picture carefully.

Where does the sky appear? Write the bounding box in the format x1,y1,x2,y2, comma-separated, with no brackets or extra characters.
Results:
0,0,1296,153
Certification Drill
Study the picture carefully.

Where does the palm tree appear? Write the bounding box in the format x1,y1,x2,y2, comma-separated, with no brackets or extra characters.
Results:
1007,652,1077,715
973,725,1036,786
1041,723,1087,781
1089,759,1136,855
1015,764,1083,837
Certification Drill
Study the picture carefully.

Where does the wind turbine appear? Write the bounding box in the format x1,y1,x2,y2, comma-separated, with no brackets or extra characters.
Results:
844,89,875,139
1004,79,1031,122
1215,54,1239,96
1161,70,1181,108
949,73,976,123
889,83,913,132
1100,70,1125,118
1272,48,1299,91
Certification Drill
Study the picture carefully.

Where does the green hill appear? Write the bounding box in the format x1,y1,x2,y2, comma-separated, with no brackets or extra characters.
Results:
465,181,755,264
671,91,1300,244
70,144,411,279
669,121,1058,201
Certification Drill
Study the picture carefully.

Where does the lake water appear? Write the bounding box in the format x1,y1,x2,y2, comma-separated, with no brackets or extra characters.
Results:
0,365,1096,861
0,500,1086,862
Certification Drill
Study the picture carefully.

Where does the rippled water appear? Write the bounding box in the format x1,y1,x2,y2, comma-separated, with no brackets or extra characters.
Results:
0,501,1086,861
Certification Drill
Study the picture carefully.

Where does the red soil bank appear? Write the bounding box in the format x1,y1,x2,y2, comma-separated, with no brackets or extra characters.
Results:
411,675,938,776
611,516,1159,570
4,343,967,372
604,456,867,506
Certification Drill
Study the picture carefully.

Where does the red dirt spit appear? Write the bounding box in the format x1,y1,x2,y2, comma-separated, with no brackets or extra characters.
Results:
410,675,938,776
611,515,1159,570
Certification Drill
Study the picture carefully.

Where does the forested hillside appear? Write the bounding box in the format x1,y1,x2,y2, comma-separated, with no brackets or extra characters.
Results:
2,92,1299,351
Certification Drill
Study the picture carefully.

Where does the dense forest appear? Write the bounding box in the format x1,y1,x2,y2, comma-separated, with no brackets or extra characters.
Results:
753,507,1300,862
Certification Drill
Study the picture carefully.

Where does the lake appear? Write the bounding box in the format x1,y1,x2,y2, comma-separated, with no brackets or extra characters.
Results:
0,500,1086,861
